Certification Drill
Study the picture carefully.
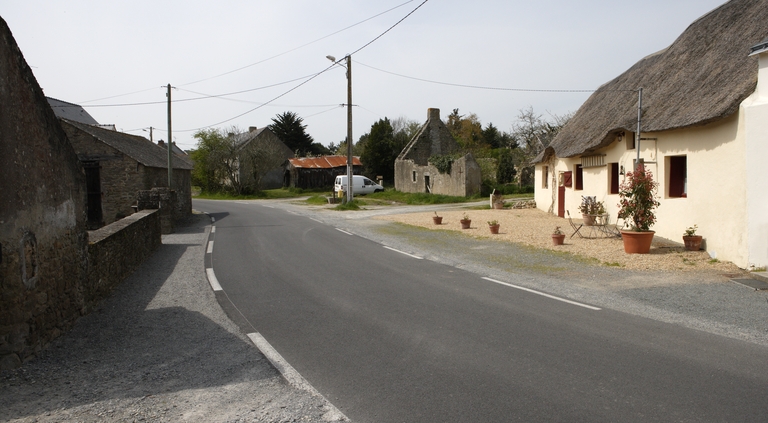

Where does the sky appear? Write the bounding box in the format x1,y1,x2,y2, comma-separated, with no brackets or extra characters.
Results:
2,0,728,151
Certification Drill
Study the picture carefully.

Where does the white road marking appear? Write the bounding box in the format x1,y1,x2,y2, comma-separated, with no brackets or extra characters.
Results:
207,241,214,254
310,218,323,223
384,246,423,260
206,268,223,291
335,228,353,236
211,226,216,233
247,333,349,421
482,277,601,311
211,217,216,223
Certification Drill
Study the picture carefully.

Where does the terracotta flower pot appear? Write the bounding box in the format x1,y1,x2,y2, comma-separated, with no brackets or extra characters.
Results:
621,230,655,254
582,214,596,226
552,234,566,246
432,216,443,225
489,224,500,234
683,235,703,251
460,219,471,229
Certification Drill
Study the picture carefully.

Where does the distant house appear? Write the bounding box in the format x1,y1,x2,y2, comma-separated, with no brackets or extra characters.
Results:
60,119,193,228
533,0,768,269
285,155,363,189
232,127,294,191
395,108,481,197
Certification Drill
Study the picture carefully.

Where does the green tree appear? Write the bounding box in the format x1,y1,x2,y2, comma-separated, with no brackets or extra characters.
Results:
496,148,517,184
269,111,314,156
360,118,396,181
190,128,230,193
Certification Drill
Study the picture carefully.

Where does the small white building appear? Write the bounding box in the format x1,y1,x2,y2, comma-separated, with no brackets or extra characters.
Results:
534,0,768,269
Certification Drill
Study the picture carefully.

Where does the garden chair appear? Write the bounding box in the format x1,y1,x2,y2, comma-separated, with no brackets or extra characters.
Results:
566,210,584,238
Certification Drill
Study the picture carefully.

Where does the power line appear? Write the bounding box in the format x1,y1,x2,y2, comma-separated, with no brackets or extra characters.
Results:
74,2,414,105
177,0,429,133
178,0,416,87
355,61,598,93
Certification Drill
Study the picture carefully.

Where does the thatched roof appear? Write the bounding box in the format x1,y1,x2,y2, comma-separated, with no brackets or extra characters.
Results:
539,0,768,162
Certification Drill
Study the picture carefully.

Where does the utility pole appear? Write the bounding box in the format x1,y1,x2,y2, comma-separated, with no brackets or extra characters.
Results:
346,55,353,202
167,84,173,189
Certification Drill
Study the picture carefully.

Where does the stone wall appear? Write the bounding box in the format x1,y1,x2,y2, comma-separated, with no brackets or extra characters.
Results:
86,210,161,307
1,17,89,370
137,187,177,234
143,167,191,225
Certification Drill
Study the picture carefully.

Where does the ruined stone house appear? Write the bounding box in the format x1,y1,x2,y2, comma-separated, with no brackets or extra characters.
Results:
60,119,193,229
394,108,481,197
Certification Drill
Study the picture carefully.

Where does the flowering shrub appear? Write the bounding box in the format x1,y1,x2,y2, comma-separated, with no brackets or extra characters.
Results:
617,165,660,231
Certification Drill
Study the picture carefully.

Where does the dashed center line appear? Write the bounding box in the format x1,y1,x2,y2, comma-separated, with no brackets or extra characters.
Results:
384,246,423,260
482,277,601,311
336,228,353,236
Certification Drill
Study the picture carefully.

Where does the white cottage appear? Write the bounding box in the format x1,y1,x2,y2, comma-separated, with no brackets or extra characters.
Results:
534,0,768,269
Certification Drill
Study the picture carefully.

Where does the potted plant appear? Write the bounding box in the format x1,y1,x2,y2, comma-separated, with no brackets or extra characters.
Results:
460,213,471,229
488,220,500,234
683,224,703,251
552,226,566,245
617,165,660,254
578,196,605,226
432,211,443,225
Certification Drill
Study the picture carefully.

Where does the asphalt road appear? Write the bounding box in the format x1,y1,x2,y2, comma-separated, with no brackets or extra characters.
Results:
195,199,768,422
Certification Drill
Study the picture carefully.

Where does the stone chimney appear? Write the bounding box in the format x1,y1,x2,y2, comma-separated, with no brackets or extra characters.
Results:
157,140,165,147
428,108,440,121
249,126,258,132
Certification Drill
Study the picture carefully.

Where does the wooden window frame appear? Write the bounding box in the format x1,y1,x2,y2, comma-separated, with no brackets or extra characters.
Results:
609,163,619,194
574,164,583,190
668,155,687,198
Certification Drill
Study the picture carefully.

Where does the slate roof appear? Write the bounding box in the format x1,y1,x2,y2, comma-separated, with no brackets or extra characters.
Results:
62,119,193,170
288,156,362,169
538,0,768,162
47,97,99,125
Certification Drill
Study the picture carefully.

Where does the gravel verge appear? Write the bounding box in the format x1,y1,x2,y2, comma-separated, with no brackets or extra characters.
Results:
0,213,345,423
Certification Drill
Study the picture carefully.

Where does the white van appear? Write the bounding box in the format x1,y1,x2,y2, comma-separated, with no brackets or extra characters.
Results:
334,175,384,196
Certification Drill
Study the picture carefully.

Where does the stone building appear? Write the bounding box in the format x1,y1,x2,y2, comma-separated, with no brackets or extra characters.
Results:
60,119,193,228
0,17,89,370
394,108,481,197
233,127,294,191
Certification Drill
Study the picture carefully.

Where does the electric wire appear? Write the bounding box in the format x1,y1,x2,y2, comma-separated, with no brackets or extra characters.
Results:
179,0,416,87
75,1,413,104
177,0,430,132
355,61,598,93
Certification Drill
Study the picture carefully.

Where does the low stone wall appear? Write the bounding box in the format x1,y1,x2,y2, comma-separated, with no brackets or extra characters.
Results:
85,209,161,312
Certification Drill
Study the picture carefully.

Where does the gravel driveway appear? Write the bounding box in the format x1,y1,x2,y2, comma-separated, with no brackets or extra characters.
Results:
2,200,767,423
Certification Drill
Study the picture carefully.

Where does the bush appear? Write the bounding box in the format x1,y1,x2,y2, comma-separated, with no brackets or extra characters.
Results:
481,181,533,196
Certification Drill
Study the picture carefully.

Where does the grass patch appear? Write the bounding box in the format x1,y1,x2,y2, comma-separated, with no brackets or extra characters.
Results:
194,187,328,200
334,200,362,211
604,261,623,267
366,190,477,205
305,195,329,205
708,258,720,264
